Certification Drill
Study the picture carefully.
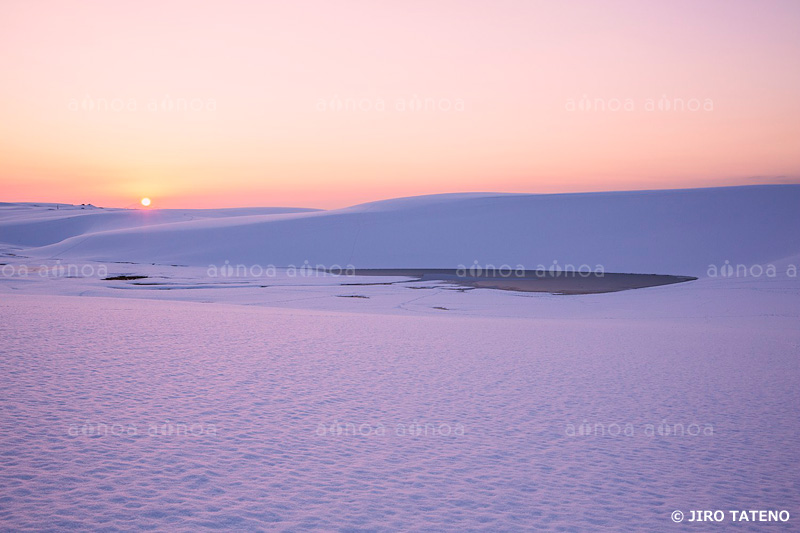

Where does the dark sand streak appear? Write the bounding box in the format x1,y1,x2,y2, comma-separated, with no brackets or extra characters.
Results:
341,269,697,295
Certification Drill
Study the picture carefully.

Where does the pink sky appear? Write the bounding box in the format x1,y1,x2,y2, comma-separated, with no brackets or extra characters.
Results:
1,0,799,209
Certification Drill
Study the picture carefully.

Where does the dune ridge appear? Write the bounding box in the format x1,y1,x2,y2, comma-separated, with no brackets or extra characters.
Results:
2,185,798,277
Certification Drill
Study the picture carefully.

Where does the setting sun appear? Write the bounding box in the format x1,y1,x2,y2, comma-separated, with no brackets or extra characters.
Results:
1,1,799,530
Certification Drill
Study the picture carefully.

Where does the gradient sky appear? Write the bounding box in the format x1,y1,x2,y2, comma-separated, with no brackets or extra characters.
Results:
2,0,799,209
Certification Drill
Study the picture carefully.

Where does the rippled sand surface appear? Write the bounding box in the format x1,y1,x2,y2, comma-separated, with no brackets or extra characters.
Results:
2,292,797,531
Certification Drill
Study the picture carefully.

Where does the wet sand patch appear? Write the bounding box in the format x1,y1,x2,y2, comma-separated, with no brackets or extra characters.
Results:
344,269,696,295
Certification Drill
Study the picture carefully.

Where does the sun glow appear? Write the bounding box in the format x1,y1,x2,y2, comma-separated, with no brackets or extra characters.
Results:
141,198,151,207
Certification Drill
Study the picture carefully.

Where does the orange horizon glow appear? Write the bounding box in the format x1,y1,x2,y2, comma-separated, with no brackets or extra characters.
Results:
2,0,799,210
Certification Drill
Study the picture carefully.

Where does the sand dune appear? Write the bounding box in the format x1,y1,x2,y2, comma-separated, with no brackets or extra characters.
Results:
3,185,799,277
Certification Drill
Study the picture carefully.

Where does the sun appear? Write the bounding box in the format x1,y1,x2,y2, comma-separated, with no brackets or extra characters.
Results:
140,197,151,207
